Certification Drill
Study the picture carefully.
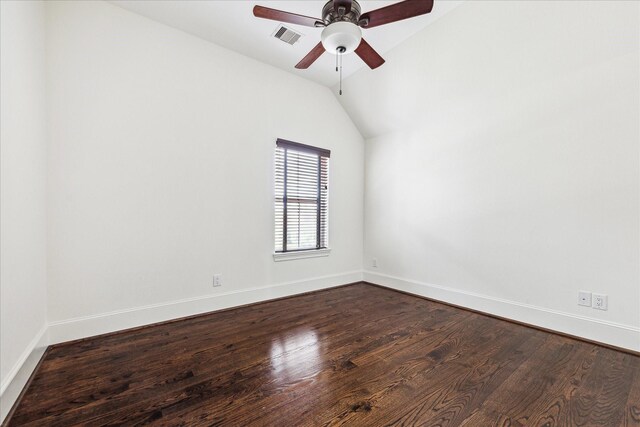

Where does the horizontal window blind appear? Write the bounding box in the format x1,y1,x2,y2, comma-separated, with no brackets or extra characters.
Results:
275,139,330,253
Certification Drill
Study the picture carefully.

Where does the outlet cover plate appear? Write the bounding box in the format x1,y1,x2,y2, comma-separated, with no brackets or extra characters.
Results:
578,290,592,307
592,293,608,310
213,274,222,287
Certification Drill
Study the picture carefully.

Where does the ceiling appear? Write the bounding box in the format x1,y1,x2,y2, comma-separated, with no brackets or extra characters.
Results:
109,0,463,87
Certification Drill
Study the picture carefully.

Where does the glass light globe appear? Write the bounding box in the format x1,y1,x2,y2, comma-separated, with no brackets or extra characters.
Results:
321,22,362,54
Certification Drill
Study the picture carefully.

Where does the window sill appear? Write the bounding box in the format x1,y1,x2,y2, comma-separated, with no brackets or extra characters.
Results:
273,248,331,262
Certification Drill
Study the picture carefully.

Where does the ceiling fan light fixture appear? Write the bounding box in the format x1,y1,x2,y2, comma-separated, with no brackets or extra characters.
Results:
321,22,362,54
254,0,434,71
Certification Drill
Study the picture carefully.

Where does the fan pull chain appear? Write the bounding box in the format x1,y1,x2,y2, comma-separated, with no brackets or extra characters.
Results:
336,47,345,96
339,51,342,95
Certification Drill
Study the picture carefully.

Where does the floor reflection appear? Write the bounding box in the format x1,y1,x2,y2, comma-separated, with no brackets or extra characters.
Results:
269,329,321,380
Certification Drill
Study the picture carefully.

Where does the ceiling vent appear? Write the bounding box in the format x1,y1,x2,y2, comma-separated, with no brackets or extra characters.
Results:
272,25,302,45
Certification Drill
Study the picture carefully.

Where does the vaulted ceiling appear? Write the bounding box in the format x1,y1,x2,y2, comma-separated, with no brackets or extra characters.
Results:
109,1,462,88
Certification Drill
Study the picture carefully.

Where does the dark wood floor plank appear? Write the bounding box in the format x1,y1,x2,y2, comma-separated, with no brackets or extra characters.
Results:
458,337,594,426
83,292,452,426
624,362,640,426
214,309,474,426
555,348,636,426
5,283,639,426
15,290,367,409
17,289,418,426
320,315,543,426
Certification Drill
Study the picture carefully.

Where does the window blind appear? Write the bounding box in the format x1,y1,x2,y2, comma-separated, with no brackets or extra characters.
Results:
275,139,330,253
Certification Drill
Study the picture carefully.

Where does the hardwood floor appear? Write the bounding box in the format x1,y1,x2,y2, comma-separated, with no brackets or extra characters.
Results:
6,283,640,426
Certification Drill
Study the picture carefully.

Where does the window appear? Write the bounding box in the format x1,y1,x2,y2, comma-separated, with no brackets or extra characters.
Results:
274,139,330,255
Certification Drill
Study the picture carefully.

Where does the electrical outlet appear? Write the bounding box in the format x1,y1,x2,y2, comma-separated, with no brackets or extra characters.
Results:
578,291,591,307
213,274,222,287
592,294,608,310
372,258,378,268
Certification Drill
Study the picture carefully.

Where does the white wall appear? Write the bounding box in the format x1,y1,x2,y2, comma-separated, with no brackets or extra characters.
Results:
0,0,49,417
4,2,638,415
338,1,640,350
45,0,364,342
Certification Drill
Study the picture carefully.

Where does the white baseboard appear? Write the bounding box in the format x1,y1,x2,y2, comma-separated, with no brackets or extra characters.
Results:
0,324,48,423
48,271,363,345
364,270,640,352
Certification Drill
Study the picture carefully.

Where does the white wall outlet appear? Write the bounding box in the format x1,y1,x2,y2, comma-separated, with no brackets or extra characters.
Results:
592,294,608,310
213,274,222,287
578,291,592,307
372,258,378,268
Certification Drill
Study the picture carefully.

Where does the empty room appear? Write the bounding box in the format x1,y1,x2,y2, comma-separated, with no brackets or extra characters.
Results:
1,0,639,425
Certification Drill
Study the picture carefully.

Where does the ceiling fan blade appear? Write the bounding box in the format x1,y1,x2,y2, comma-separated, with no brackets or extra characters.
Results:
354,39,385,69
359,0,434,28
334,0,352,15
295,43,326,69
253,5,324,28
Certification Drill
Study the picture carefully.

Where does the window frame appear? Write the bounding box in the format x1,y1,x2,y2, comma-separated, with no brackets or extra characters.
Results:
273,138,330,260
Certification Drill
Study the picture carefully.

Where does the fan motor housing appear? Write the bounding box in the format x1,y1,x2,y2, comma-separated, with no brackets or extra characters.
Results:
322,0,362,24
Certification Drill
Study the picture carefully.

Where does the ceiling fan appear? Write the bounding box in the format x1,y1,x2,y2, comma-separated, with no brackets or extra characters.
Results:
253,0,434,70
